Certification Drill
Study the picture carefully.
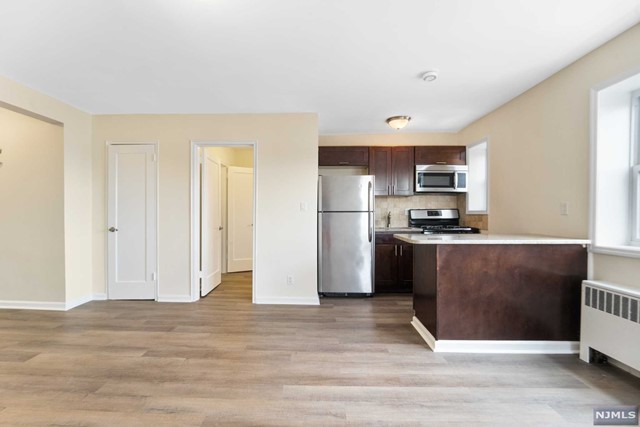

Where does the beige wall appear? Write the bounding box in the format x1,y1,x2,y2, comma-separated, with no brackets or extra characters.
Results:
206,146,254,168
320,133,458,147
458,24,640,290
92,114,319,303
0,76,93,307
0,107,65,302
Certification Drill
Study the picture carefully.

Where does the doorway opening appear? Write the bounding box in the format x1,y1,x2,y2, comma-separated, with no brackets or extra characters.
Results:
191,141,256,303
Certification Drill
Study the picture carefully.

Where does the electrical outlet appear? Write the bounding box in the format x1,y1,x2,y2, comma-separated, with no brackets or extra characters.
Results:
560,201,569,216
286,275,294,286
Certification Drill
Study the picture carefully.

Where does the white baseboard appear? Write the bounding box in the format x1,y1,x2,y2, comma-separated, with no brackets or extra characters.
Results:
411,316,437,350
255,296,320,305
0,300,66,311
157,294,192,303
411,316,579,354
65,294,94,310
92,293,107,301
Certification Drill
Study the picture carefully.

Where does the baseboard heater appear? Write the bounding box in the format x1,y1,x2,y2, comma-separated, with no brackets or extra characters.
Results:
580,280,640,372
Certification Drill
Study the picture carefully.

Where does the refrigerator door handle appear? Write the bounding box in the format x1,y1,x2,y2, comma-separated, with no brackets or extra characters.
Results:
318,177,322,212
368,181,373,243
318,212,323,292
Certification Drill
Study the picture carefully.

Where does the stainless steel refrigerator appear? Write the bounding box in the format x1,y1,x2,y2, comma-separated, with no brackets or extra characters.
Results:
318,175,375,295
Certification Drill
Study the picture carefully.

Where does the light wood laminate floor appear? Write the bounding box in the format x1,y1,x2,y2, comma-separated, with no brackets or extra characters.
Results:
0,272,638,426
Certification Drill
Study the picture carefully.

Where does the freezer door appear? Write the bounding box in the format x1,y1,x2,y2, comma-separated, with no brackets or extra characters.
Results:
318,212,374,294
319,175,374,212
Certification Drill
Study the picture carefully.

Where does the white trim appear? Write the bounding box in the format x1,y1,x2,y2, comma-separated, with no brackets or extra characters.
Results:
588,87,598,256
92,293,107,301
105,141,160,301
190,141,258,304
465,137,489,215
411,316,436,350
590,245,640,259
254,296,320,305
65,294,93,310
411,316,578,354
0,300,67,311
157,294,192,303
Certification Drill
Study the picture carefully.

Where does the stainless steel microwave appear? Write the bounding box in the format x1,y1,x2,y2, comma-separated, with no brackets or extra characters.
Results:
415,165,468,193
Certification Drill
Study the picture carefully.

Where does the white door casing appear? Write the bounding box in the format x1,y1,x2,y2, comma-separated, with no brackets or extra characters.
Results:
107,144,157,300
227,166,254,272
200,151,222,296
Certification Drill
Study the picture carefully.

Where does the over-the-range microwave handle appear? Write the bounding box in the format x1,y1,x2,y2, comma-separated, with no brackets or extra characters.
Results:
453,172,459,190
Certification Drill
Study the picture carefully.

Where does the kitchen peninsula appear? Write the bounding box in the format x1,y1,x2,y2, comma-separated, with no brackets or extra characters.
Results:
394,233,590,354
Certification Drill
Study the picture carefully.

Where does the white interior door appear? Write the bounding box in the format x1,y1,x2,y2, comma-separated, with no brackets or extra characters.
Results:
107,144,157,300
227,166,254,272
221,164,229,274
200,150,222,296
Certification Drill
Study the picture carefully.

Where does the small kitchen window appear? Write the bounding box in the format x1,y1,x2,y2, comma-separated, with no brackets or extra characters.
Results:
466,138,489,214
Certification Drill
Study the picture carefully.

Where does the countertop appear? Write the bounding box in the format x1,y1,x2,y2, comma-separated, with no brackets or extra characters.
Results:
375,227,422,233
393,233,591,245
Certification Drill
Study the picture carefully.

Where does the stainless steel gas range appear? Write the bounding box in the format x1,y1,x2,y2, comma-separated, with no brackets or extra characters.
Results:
408,209,480,235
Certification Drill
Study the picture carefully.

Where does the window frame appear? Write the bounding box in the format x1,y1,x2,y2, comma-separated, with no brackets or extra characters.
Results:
631,90,640,245
589,68,640,259
466,137,489,215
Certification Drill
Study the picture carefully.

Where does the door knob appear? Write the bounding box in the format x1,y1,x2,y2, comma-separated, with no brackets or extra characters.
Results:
108,227,118,232
218,226,223,230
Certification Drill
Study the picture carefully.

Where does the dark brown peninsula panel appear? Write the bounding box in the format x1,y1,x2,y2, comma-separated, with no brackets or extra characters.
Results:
413,244,588,341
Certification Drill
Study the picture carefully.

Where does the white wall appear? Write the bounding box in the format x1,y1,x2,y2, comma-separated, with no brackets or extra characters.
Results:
0,107,65,302
92,114,319,304
0,76,93,308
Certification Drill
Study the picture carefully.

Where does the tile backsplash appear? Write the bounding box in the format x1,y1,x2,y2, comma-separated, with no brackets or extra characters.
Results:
375,195,458,228
374,194,488,230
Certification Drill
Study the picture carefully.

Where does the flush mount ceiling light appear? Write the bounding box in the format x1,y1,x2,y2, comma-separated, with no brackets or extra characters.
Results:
386,116,411,130
421,70,438,82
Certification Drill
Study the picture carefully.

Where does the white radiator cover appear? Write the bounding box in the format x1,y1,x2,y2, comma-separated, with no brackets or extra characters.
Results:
580,280,640,371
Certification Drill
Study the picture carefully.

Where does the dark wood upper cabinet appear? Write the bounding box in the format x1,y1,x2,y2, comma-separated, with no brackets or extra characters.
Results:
391,146,414,196
369,146,414,196
318,146,369,166
414,146,466,165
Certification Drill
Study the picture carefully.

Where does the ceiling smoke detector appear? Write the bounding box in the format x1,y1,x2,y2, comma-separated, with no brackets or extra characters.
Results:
421,71,438,82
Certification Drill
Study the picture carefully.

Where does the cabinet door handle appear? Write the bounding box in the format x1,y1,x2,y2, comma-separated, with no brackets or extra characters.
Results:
394,245,397,256
338,161,349,165
436,161,447,165
400,245,403,256
387,185,390,195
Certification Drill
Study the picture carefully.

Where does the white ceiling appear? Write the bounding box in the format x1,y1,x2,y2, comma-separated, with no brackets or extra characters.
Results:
1,0,639,134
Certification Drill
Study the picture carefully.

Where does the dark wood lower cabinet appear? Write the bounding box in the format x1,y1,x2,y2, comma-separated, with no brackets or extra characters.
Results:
375,233,413,293
413,244,588,341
